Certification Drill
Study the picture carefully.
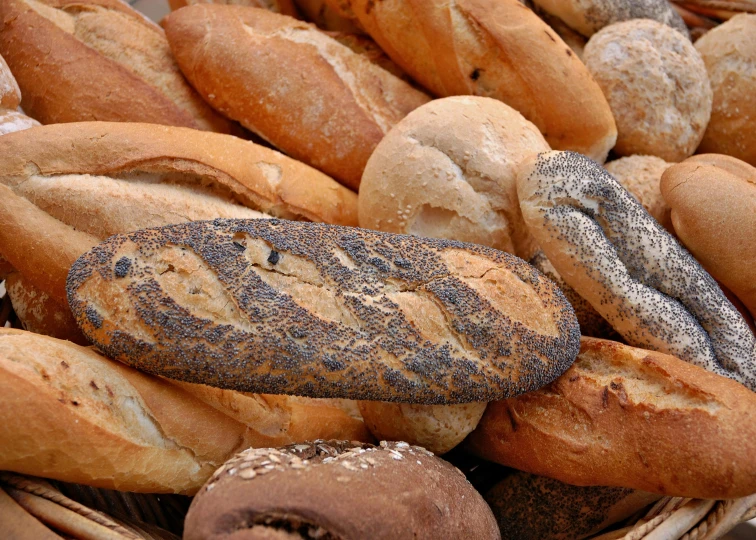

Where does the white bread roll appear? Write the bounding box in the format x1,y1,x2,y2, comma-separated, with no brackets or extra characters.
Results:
359,96,549,258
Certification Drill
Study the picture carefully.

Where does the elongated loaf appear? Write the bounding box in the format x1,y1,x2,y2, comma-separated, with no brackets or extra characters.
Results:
328,0,617,162
0,328,369,495
466,337,756,499
67,219,581,404
0,0,233,132
163,4,430,190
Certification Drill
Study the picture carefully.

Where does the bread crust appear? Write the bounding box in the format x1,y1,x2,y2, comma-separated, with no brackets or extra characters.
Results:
604,155,673,231
169,0,299,16
661,154,756,319
0,53,21,110
0,0,232,132
518,150,756,390
163,4,429,190
335,0,617,162
67,219,580,404
185,440,500,540
695,14,756,166
0,329,371,495
467,337,756,499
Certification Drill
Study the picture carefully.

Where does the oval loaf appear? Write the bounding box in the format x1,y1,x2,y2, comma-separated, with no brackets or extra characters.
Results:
67,219,580,404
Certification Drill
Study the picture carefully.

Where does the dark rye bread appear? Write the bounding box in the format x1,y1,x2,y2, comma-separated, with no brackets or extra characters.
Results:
184,440,500,540
66,219,580,404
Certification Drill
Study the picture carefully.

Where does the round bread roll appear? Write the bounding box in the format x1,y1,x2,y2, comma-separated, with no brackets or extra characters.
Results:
185,440,500,540
532,0,688,37
485,471,660,540
661,154,756,320
583,19,712,162
357,401,487,455
695,14,756,166
604,155,673,231
517,150,756,390
359,96,549,258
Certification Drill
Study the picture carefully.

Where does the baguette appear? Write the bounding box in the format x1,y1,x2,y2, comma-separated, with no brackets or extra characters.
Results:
0,328,370,495
466,337,756,499
328,0,617,162
67,218,581,404
0,0,233,132
163,4,430,190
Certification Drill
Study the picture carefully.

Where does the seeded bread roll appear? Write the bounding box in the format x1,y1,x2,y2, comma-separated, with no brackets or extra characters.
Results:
328,0,617,162
185,440,500,540
695,14,756,166
164,5,430,190
168,0,299,16
518,150,756,390
0,0,234,132
358,96,549,258
532,0,688,37
67,219,581,404
357,401,487,455
467,337,756,499
661,154,756,320
0,329,370,495
604,155,673,231
583,19,712,162
485,471,660,540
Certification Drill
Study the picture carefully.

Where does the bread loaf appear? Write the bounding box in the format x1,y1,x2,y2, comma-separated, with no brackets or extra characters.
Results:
358,96,549,258
169,0,299,17
661,154,756,319
694,14,756,166
329,0,617,162
163,4,430,190
466,337,756,499
67,218,581,404
0,53,21,110
485,471,660,540
0,328,370,495
185,440,500,540
0,0,233,132
604,155,673,231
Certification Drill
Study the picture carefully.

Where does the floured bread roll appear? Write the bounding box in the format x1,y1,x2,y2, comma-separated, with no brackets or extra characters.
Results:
518,150,756,390
359,96,549,258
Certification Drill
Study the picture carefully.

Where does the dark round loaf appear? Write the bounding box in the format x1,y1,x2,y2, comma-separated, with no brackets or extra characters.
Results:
184,440,500,540
66,219,580,404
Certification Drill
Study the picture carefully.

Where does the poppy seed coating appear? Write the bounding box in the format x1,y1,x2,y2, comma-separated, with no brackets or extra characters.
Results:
518,150,756,391
66,219,580,404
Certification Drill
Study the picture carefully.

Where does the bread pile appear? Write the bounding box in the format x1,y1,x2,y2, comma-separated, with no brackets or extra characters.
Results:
0,1,754,538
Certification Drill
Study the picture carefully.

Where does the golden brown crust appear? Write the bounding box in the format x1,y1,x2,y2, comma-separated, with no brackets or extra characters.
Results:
0,122,357,226
185,440,500,540
694,14,756,166
337,0,617,162
0,0,232,132
67,219,580,404
466,337,756,499
169,0,299,17
661,154,756,319
0,53,21,110
163,4,430,190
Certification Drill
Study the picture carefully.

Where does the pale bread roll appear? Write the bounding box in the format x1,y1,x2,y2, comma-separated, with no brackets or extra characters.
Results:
583,19,712,162
329,0,617,162
532,0,688,37
0,329,370,494
695,14,756,166
0,0,233,132
163,4,430,190
661,154,756,320
517,150,756,390
604,155,673,231
357,401,487,455
358,96,549,258
467,337,756,499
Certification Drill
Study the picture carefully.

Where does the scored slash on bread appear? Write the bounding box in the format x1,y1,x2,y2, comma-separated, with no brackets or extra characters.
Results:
66,219,581,404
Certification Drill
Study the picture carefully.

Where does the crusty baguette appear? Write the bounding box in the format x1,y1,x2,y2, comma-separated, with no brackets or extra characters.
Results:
163,4,430,190
466,337,756,499
0,0,233,132
0,328,370,495
67,219,580,404
328,0,617,162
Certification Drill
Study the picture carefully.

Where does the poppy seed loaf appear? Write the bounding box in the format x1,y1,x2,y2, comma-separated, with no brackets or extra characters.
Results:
66,219,580,404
